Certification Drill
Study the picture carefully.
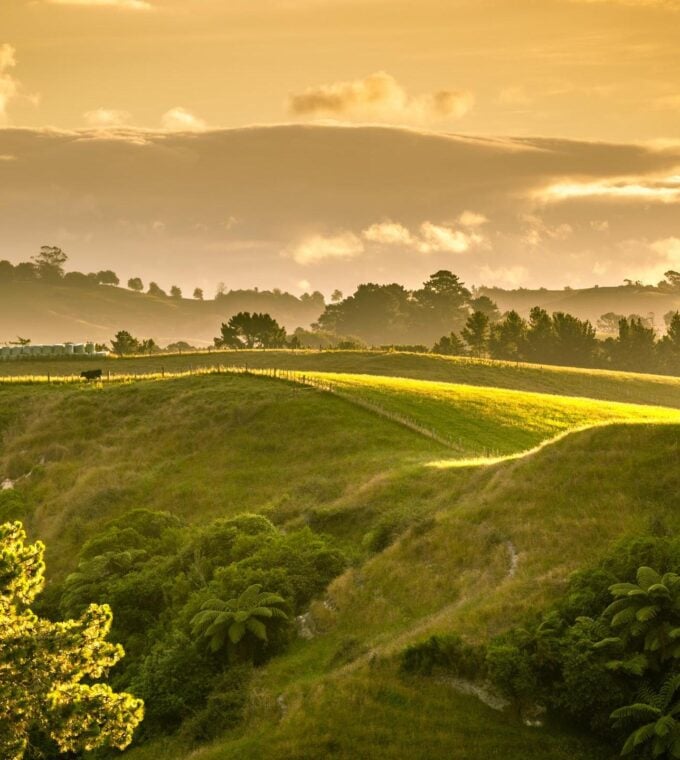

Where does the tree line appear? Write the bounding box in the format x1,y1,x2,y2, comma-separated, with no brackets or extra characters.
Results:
0,246,325,307
436,306,680,374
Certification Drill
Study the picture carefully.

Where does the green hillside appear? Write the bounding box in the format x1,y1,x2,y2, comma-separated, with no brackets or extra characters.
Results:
3,364,679,759
3,348,680,408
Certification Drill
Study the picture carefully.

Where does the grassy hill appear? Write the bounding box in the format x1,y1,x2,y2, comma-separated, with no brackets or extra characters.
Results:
3,348,680,408
0,280,323,346
3,360,679,758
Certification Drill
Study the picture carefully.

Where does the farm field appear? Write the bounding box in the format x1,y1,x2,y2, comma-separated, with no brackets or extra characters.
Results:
2,354,679,758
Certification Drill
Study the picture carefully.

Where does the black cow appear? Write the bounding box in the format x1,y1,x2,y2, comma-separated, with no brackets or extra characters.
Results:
80,369,103,381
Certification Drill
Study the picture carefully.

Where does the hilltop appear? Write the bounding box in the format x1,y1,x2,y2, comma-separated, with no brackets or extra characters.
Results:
479,283,680,328
0,279,323,347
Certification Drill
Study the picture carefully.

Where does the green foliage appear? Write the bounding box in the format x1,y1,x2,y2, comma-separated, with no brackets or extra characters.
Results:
612,676,680,758
0,521,143,758
51,509,346,741
191,583,288,656
401,634,485,679
111,329,141,356
596,566,680,673
215,312,287,349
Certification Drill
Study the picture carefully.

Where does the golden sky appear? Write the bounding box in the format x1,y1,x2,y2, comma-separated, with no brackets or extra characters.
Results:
1,0,680,293
4,0,680,138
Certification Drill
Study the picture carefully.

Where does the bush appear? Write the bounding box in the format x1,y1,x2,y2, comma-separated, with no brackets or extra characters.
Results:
401,634,485,680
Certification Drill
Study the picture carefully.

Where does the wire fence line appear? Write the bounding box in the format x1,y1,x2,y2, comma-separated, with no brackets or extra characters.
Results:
0,363,466,452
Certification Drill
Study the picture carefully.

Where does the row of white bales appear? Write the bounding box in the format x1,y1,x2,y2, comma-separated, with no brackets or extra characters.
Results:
0,342,109,360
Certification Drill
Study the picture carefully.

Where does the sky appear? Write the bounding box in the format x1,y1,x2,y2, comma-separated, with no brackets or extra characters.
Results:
1,0,680,295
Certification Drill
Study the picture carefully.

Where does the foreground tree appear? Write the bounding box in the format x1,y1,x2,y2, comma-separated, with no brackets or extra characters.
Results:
214,312,287,349
0,522,143,758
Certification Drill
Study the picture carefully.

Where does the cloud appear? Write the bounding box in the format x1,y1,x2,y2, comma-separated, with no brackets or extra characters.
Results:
538,176,680,203
45,0,152,9
2,125,680,292
458,210,488,228
0,44,19,125
161,107,207,131
83,108,132,127
288,71,473,125
286,233,364,265
651,237,680,268
362,218,485,254
418,222,483,254
362,221,414,246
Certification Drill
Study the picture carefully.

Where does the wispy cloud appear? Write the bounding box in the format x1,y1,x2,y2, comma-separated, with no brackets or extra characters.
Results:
288,71,473,126
0,44,19,125
538,176,680,203
161,107,207,131
45,0,153,10
362,218,486,255
84,108,132,127
286,233,364,265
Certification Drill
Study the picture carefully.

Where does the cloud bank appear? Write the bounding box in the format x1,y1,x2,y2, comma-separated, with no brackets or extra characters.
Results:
1,124,679,293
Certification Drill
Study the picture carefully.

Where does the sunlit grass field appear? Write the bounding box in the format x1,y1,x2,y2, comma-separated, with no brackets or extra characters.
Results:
2,348,680,407
2,360,678,759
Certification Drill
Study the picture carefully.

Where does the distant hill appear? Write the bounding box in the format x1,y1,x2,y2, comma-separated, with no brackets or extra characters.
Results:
0,280,324,346
478,284,680,330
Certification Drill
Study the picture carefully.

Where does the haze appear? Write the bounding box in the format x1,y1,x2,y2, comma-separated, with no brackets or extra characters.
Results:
1,0,680,295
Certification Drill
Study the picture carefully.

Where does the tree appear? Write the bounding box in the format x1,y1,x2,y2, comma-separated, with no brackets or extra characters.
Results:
610,317,657,372
317,283,414,345
13,262,37,281
331,289,343,303
611,675,680,758
148,282,166,297
526,307,555,363
214,312,287,349
0,521,143,758
595,566,680,673
191,584,287,659
139,338,159,355
31,246,67,282
469,295,501,322
193,287,204,300
215,282,227,298
552,312,597,367
663,271,680,291
461,311,490,357
96,270,120,286
127,277,144,292
170,285,182,299
489,310,527,361
111,330,140,356
413,270,472,341
432,332,465,356
597,312,625,337
659,312,680,373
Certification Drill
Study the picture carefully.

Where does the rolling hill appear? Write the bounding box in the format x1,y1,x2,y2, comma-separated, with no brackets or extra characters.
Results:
3,356,680,758
0,279,323,347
